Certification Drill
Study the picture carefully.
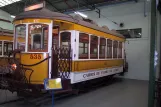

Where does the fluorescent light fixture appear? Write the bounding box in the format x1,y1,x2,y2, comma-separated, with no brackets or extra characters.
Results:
11,15,15,18
74,11,88,18
0,0,21,7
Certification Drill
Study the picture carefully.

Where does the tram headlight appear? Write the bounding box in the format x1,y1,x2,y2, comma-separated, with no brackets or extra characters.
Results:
11,64,17,70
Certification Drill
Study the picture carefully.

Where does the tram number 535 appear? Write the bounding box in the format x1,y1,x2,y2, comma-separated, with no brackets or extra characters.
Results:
30,54,41,59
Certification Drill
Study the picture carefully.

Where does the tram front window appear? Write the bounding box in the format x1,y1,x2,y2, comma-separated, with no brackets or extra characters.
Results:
33,34,41,49
15,25,26,51
28,24,48,52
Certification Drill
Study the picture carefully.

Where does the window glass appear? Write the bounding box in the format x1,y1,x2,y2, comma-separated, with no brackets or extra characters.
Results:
99,38,106,59
15,25,26,51
28,24,48,51
4,41,13,56
113,41,118,58
90,35,98,59
79,33,89,59
60,32,71,48
0,41,2,55
118,42,123,58
107,39,112,58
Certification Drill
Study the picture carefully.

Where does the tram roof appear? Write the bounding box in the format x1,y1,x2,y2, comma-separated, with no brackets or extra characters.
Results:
14,8,124,38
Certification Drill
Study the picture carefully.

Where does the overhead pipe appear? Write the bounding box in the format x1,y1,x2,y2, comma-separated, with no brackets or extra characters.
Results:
0,18,11,23
144,0,147,17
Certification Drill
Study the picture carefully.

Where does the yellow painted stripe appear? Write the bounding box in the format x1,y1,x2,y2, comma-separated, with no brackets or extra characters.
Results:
55,20,125,41
14,19,52,24
0,35,13,41
72,59,124,72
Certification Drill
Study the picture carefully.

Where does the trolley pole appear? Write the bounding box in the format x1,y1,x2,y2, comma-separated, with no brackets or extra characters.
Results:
148,0,157,106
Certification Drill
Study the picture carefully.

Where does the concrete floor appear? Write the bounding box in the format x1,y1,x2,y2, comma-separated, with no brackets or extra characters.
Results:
0,78,148,107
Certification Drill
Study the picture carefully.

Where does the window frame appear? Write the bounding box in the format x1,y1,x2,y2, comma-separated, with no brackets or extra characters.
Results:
79,32,89,59
113,40,118,59
107,39,113,59
118,41,123,58
0,41,2,56
28,23,49,52
90,35,98,59
60,31,71,48
99,37,106,59
52,26,60,48
3,41,13,56
14,24,26,51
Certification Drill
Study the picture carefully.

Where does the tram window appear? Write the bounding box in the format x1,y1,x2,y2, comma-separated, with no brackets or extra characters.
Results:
60,32,71,48
113,41,118,58
28,24,48,51
4,41,13,56
118,42,123,58
17,42,25,51
0,41,2,55
90,35,98,59
107,39,112,58
52,27,59,48
99,38,106,59
15,25,26,51
79,33,89,59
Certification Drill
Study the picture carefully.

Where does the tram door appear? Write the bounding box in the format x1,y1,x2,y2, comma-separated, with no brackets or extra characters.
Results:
51,26,59,78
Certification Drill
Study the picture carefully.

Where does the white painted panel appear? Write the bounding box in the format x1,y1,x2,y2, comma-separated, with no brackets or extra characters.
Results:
70,66,123,84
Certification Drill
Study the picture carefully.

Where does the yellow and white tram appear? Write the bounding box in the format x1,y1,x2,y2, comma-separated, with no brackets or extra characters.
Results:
0,29,14,66
0,3,127,93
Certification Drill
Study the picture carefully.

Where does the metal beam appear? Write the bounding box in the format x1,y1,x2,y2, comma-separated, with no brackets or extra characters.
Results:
45,0,61,12
72,0,94,10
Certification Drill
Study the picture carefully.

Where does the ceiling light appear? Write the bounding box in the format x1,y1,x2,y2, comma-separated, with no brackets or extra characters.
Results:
11,15,15,18
0,0,21,7
74,11,88,18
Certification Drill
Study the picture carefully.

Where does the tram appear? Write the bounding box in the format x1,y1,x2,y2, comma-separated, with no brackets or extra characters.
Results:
0,2,127,95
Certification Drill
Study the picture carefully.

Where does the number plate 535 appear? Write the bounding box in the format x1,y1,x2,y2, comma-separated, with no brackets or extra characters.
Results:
30,54,41,59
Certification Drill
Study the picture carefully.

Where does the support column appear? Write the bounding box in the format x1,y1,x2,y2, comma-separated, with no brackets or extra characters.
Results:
148,0,157,106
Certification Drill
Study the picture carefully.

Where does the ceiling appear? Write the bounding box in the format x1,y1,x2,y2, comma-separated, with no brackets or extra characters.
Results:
0,0,137,15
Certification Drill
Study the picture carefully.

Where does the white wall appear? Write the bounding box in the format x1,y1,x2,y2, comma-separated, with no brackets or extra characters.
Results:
73,0,151,80
0,9,14,30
